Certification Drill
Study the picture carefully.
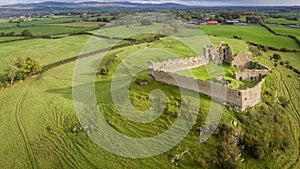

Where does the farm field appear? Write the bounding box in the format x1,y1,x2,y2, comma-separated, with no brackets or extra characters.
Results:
0,36,237,168
0,35,92,76
200,25,300,50
49,21,105,27
0,9,299,169
1,32,299,168
19,17,82,26
269,25,300,39
0,36,25,42
265,17,300,25
0,25,97,36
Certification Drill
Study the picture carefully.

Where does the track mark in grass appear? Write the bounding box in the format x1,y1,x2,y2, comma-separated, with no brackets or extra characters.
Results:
0,98,4,110
15,85,39,169
274,70,300,168
66,133,99,169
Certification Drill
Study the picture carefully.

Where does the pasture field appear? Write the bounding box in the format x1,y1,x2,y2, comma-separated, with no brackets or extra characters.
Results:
19,17,82,26
0,36,238,169
0,36,25,42
200,25,300,50
269,25,300,39
49,21,105,28
265,17,300,25
0,35,92,76
0,20,299,169
0,22,18,29
0,25,97,36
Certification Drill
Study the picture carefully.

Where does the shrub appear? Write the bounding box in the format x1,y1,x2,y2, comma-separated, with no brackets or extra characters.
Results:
272,53,281,60
286,64,293,69
99,66,108,75
278,96,289,108
21,29,33,37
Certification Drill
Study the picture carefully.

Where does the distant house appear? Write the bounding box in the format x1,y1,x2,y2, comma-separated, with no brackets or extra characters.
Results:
225,20,240,25
207,21,219,25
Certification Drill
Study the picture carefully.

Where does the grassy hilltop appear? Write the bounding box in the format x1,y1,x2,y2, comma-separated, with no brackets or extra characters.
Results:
0,15,299,169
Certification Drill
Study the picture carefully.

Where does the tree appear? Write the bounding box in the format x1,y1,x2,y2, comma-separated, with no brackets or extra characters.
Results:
141,18,153,25
4,57,42,85
6,66,18,85
22,29,33,37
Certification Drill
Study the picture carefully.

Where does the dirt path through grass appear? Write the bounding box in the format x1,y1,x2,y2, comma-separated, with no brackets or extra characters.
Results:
15,85,39,169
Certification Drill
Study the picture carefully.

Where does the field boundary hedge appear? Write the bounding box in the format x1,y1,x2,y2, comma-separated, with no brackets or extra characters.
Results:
42,34,164,72
260,23,300,48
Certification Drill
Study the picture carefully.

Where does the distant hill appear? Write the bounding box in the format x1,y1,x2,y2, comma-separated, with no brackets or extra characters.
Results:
1,1,189,9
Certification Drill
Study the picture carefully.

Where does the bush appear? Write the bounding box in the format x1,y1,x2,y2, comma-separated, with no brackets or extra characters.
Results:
286,64,293,69
233,35,242,39
21,29,33,37
99,66,108,75
278,96,289,108
272,53,281,60
4,57,41,85
249,45,262,57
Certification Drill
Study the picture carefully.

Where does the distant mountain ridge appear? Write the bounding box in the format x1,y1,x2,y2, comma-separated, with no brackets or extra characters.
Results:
1,1,189,9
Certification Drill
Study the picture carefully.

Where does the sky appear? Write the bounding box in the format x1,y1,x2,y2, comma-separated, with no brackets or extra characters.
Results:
0,0,299,6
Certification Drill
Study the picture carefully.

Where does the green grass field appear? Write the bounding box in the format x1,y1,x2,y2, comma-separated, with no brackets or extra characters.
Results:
49,21,105,28
0,36,25,42
200,25,300,50
269,25,300,39
0,20,299,169
265,17,300,25
0,35,91,76
0,25,96,36
0,35,237,168
19,17,82,26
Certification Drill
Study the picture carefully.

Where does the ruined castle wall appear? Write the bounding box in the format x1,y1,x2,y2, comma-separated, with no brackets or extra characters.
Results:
149,56,208,72
152,70,243,109
240,79,265,111
235,69,269,81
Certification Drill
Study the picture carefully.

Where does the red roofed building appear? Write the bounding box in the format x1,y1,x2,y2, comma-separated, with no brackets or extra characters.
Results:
207,21,219,25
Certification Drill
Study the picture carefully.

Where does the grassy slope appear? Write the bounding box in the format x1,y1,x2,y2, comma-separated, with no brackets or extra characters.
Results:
0,25,95,36
0,35,91,75
200,25,300,50
0,38,238,169
265,18,300,25
0,22,299,169
243,52,300,169
269,25,300,39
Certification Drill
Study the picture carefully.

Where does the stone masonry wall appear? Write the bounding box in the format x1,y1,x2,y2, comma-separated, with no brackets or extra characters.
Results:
148,56,208,73
149,58,267,111
241,79,265,110
151,70,246,110
235,68,269,82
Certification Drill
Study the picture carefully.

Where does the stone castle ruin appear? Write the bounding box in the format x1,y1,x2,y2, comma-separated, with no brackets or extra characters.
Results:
148,42,270,111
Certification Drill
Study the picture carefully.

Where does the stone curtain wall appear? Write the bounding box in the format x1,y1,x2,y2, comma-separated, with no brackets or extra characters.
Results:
148,49,269,111
149,56,208,73
151,70,247,110
240,79,265,110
